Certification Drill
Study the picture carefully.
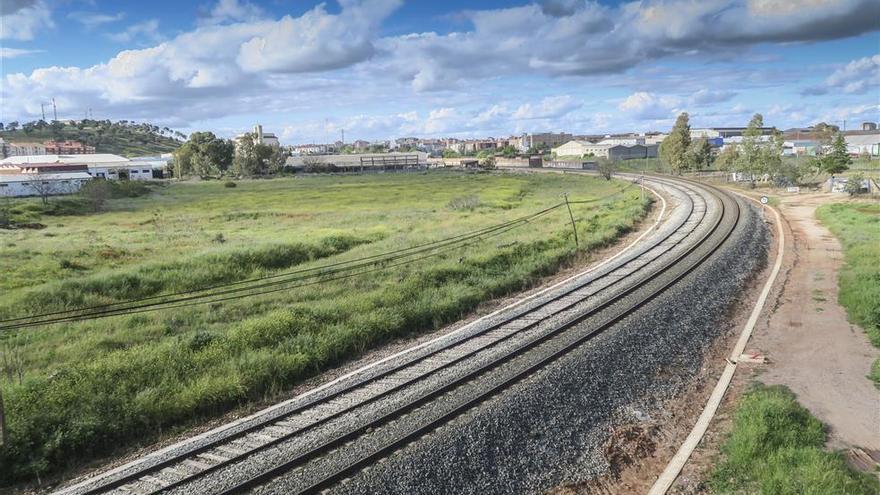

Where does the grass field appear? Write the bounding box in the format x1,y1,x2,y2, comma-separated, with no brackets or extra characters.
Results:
0,170,650,484
711,384,879,494
816,202,880,386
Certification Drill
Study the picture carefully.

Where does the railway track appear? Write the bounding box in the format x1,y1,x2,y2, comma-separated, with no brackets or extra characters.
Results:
57,176,741,495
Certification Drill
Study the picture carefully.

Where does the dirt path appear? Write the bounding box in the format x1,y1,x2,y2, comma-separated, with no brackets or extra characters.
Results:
752,192,879,450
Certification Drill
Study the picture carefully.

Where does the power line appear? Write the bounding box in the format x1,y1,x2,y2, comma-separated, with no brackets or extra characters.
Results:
1,187,637,332
0,206,564,330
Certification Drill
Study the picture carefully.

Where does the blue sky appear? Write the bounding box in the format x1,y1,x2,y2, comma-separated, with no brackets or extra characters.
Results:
1,0,878,144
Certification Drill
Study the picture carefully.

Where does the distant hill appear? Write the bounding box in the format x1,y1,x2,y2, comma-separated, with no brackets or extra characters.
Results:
0,119,183,157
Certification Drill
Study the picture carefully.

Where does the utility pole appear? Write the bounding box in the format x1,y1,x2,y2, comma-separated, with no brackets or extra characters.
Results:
563,193,579,250
41,103,46,121
52,97,58,121
341,128,345,145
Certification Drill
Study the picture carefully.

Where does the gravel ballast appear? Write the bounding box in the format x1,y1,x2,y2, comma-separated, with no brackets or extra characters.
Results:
303,194,771,495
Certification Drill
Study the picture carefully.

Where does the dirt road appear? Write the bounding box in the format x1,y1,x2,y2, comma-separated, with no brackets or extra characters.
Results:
753,193,879,450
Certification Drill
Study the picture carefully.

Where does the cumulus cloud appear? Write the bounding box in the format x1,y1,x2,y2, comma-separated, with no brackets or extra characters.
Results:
512,96,582,119
618,92,681,120
1,0,53,40
107,19,163,43
380,0,880,91
805,55,880,95
2,0,403,124
238,0,400,73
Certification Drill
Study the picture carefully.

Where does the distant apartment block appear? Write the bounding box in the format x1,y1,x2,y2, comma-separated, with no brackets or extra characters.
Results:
45,140,96,154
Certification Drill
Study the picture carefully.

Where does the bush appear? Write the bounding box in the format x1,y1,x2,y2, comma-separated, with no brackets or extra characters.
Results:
224,181,237,188
844,173,867,196
447,195,481,211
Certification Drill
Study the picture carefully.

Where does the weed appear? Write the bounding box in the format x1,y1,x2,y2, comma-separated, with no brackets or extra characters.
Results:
711,384,878,494
816,203,880,386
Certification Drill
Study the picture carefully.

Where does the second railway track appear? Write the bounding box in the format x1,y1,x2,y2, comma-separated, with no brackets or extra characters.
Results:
57,175,742,495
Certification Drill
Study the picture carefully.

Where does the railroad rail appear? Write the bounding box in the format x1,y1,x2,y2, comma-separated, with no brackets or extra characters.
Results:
56,176,741,495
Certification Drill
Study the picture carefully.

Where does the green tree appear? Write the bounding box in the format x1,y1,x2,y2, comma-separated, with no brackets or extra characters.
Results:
499,145,518,158
442,149,461,159
736,113,767,175
714,143,739,172
818,134,852,175
173,131,234,177
690,137,713,170
659,112,691,174
596,157,616,180
232,133,275,176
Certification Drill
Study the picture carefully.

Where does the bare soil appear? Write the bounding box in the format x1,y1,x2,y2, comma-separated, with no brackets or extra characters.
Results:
753,193,879,451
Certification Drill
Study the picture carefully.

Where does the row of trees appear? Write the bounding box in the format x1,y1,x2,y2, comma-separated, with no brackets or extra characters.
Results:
660,112,852,185
172,132,289,178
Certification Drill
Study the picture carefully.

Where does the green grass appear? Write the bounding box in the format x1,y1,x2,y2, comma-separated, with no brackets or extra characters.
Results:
0,171,650,484
711,384,879,495
816,202,880,386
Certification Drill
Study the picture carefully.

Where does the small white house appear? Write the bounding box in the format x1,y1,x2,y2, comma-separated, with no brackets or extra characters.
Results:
0,172,93,198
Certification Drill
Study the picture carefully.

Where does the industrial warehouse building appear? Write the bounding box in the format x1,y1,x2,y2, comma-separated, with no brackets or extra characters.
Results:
0,153,156,198
0,154,154,181
0,171,93,198
286,152,428,172
552,141,658,161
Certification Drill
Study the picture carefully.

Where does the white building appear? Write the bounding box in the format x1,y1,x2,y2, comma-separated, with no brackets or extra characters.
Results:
0,172,93,198
0,154,152,181
845,134,880,156
552,141,614,158
236,125,280,148
597,137,644,146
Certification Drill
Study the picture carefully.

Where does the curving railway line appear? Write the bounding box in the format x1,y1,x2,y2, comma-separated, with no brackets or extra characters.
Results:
56,175,744,495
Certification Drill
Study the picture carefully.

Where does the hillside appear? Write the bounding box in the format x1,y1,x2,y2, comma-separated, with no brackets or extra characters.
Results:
0,119,182,157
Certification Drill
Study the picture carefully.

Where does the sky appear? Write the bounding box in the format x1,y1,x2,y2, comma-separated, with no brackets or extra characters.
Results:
1,0,878,144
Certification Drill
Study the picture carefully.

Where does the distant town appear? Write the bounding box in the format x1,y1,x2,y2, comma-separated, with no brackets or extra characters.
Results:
0,118,878,199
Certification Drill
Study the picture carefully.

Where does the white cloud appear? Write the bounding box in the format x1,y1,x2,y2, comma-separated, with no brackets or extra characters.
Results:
512,96,581,120
1,0,53,40
108,19,163,44
199,0,265,26
824,55,880,94
380,0,880,92
0,47,44,59
237,0,400,73
69,11,125,29
618,92,681,120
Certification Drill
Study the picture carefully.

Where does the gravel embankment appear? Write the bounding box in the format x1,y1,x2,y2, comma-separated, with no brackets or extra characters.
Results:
317,195,770,495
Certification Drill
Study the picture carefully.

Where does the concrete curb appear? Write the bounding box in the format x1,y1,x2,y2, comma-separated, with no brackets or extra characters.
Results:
647,190,784,495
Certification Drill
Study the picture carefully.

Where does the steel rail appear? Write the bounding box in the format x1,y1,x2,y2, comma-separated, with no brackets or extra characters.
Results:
215,182,740,495
69,178,705,495
67,179,699,495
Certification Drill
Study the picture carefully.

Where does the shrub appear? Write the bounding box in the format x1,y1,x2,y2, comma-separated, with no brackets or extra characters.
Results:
447,195,481,211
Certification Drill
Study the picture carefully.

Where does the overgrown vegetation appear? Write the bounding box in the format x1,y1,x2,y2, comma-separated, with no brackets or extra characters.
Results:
816,202,880,386
0,120,181,157
0,172,650,484
711,384,879,494
1,180,155,227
